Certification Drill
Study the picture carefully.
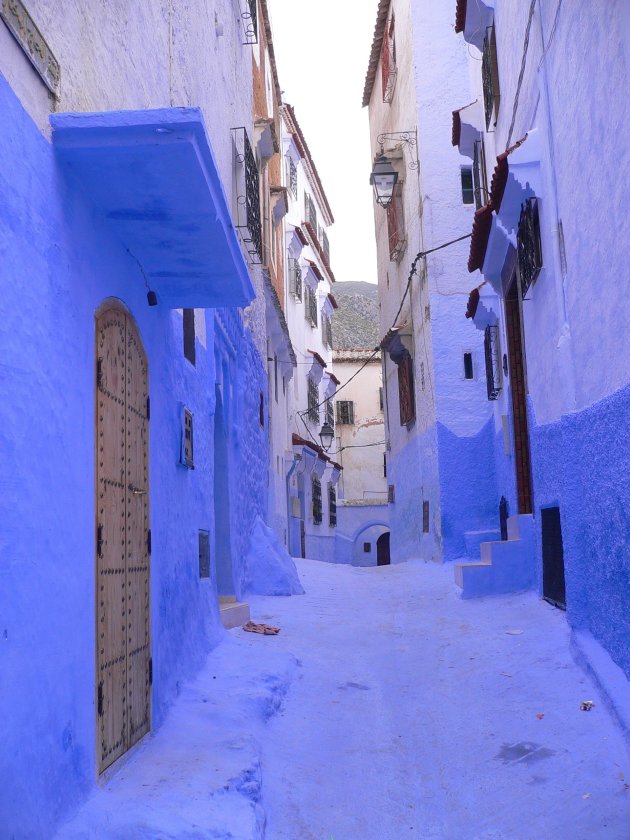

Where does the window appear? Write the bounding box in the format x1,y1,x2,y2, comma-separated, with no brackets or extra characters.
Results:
259,391,265,427
322,313,333,349
473,138,489,209
379,387,384,411
387,182,406,261
304,286,318,327
321,229,330,267
232,127,262,261
274,355,278,403
183,309,196,365
420,361,425,391
287,156,298,199
484,324,502,400
383,453,387,478
328,483,337,527
517,197,543,296
397,351,415,426
381,15,397,103
198,531,210,578
336,400,354,425
305,192,317,232
422,501,430,533
463,352,474,380
312,476,322,524
288,257,302,301
388,484,395,503
482,23,500,130
363,542,371,553
307,377,319,423
461,167,474,204
181,407,194,468
326,399,334,428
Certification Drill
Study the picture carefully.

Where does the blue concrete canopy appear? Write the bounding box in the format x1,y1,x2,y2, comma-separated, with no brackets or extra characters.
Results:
50,108,255,309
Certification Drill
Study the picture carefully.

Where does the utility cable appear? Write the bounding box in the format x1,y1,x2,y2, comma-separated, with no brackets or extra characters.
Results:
507,0,537,147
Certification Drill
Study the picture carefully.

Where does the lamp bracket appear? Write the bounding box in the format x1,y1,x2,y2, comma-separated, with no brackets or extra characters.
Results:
376,130,418,170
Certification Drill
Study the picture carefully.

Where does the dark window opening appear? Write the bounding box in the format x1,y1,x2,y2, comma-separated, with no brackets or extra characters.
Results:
274,355,278,403
463,352,474,380
383,453,387,478
363,542,371,553
183,309,196,365
328,483,337,527
379,386,384,410
312,476,322,524
397,351,415,425
388,484,395,503
199,530,210,578
259,391,265,427
422,500,430,533
461,167,474,204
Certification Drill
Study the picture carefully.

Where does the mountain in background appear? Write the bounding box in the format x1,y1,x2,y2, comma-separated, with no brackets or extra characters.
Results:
333,282,380,351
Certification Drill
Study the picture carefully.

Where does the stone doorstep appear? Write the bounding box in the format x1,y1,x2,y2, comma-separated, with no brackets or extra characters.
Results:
219,600,251,629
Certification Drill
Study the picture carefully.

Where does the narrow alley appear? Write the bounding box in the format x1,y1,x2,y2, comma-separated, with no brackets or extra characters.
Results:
57,558,630,840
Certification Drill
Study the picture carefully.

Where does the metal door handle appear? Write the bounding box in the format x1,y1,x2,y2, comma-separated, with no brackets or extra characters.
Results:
128,484,147,496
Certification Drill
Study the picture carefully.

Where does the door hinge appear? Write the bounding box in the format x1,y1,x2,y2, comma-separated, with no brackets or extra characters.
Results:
97,682,103,717
147,529,152,555
146,395,150,421
97,358,103,388
97,524,103,558
149,657,153,686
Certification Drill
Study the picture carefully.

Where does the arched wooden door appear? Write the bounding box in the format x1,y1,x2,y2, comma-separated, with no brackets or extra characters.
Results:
96,305,151,773
376,532,391,566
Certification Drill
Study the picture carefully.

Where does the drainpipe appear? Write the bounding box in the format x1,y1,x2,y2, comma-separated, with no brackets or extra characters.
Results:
285,453,301,555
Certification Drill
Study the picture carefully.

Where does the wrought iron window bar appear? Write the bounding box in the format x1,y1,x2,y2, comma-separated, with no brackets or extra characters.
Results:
473,139,490,210
305,193,318,232
336,400,354,425
307,377,319,423
484,324,502,400
321,229,330,267
482,24,500,130
326,399,334,428
381,17,397,103
288,257,302,301
308,287,318,327
328,483,337,527
239,0,258,45
312,476,323,524
288,156,298,199
517,197,543,296
231,126,262,263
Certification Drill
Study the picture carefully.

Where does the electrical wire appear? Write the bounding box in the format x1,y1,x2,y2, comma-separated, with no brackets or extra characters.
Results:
507,0,537,147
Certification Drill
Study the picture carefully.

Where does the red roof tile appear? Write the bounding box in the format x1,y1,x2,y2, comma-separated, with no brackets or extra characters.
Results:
467,204,493,273
305,258,324,283
489,135,528,212
362,0,392,107
452,109,462,147
327,293,338,310
292,433,323,456
465,287,480,319
294,225,308,246
455,0,467,33
308,349,327,369
327,372,340,385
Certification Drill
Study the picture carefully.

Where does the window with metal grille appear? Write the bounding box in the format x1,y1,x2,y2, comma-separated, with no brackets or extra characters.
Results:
232,127,262,261
325,399,334,428
181,407,194,468
461,167,474,204
517,197,543,296
308,287,318,327
305,192,317,231
387,182,406,261
482,23,500,130
336,400,354,425
422,501,430,533
484,324,502,400
381,15,397,103
183,309,196,365
328,483,337,527
307,377,319,423
198,530,210,578
463,352,474,380
473,138,489,209
397,351,415,426
388,484,395,503
287,156,298,199
322,313,333,349
312,476,322,524
288,257,302,301
321,229,330,267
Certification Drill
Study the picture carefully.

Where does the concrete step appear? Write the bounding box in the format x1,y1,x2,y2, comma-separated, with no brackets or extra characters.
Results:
455,514,536,598
464,529,501,557
219,601,250,629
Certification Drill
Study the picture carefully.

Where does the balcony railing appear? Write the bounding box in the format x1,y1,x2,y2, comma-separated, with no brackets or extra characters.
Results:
484,324,502,400
288,257,302,301
482,24,500,130
517,197,543,296
232,127,262,263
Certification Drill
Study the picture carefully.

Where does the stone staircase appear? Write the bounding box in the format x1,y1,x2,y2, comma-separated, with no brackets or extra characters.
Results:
454,514,535,597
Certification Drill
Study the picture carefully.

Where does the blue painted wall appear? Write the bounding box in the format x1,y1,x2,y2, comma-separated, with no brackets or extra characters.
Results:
0,71,267,837
530,383,630,680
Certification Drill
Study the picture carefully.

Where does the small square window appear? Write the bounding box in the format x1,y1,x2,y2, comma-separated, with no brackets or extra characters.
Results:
461,168,474,205
363,542,371,553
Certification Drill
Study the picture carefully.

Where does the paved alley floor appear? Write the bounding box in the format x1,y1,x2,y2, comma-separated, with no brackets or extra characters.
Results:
57,559,630,840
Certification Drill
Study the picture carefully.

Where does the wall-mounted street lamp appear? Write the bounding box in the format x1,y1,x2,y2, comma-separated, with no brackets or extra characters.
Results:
369,130,419,209
318,421,335,452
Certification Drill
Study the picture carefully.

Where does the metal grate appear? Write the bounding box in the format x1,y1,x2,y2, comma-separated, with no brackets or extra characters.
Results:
181,407,194,468
517,197,543,295
336,400,354,425
397,351,415,426
232,127,262,262
328,483,337,527
307,377,319,423
321,229,330,267
288,156,298,199
482,24,500,130
381,16,397,103
388,484,395,503
312,476,322,524
484,324,502,400
288,257,302,301
326,399,334,428
305,193,318,231
308,286,318,327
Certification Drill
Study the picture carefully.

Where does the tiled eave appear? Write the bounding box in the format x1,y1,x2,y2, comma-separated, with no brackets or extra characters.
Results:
454,0,494,50
303,224,336,284
467,204,494,273
489,134,528,212
362,0,392,107
454,0,467,33
308,349,327,369
452,109,462,147
465,287,480,319
50,108,255,309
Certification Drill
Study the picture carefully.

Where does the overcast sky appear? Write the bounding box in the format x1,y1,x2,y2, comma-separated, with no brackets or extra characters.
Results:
266,0,381,285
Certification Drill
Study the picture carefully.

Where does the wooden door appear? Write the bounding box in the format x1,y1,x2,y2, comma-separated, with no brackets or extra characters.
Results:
96,306,150,773
505,280,533,514
377,532,391,566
